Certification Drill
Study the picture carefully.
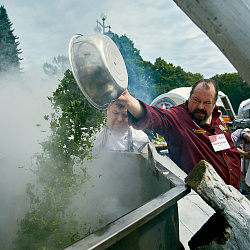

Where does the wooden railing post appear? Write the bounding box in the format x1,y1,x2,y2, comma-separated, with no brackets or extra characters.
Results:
185,160,250,249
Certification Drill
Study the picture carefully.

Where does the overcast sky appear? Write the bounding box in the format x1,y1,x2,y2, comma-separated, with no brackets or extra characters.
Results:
2,0,237,80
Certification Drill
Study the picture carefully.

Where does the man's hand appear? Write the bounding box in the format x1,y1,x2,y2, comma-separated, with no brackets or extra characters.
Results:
116,90,132,106
116,89,146,120
245,151,250,158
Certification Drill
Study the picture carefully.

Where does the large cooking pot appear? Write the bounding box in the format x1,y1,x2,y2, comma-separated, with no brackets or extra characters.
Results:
68,34,128,110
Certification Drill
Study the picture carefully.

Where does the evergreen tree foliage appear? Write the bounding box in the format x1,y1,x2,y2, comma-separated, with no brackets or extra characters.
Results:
0,5,22,75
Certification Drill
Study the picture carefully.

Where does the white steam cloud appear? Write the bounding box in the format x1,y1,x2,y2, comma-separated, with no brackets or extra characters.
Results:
0,69,169,249
0,72,58,249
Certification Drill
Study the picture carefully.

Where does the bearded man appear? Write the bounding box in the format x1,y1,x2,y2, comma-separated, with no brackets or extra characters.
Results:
116,79,241,190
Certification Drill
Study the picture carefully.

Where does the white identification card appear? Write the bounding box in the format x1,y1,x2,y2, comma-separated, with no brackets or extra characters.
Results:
209,133,230,152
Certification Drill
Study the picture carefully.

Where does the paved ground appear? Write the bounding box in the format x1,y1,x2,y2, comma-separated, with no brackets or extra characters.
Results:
240,173,250,200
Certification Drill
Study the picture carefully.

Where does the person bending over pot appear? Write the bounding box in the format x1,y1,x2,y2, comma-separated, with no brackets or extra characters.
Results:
93,100,149,152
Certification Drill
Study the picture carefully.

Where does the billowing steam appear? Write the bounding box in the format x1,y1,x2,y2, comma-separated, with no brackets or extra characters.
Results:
0,72,58,249
0,68,168,249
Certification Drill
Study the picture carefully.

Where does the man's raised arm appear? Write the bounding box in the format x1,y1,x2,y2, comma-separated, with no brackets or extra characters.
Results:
116,90,146,120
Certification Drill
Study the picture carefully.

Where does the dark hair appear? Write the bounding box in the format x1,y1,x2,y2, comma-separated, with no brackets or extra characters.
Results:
108,100,125,110
190,79,219,103
115,102,125,109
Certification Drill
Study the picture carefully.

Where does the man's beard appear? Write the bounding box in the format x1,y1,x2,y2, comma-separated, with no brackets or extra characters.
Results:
190,108,209,126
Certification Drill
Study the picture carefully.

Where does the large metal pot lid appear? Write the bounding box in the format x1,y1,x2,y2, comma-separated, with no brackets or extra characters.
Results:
68,34,128,110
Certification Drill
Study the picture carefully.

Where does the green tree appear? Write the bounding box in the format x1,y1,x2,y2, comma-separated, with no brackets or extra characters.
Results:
212,73,250,113
112,34,157,104
14,70,106,249
112,35,203,104
152,57,203,96
0,5,22,75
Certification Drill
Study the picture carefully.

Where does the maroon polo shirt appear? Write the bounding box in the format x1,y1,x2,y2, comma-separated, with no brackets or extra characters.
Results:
130,101,241,190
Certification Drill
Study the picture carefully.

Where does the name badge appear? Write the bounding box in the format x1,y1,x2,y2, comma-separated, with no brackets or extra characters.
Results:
209,134,230,152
